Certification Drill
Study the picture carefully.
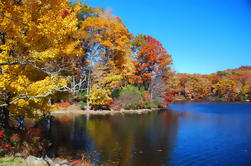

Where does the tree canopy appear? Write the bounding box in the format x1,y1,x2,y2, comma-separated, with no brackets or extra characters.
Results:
0,1,250,128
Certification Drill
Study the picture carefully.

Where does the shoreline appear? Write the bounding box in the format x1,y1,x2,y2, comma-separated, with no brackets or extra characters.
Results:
173,99,251,104
50,100,251,116
51,108,162,115
50,101,251,116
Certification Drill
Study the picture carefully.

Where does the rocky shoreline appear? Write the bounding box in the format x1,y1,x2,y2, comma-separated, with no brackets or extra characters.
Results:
11,154,91,166
10,154,72,166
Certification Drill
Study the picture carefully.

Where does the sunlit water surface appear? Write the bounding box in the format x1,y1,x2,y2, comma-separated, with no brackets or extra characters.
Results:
47,103,251,166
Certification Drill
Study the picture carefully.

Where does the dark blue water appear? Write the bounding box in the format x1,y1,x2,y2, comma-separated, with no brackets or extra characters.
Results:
167,103,251,166
51,103,251,166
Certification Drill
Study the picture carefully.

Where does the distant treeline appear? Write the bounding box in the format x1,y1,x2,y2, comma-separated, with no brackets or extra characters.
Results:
166,66,251,102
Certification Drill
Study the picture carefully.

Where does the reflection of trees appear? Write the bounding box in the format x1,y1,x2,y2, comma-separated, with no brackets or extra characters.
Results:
50,115,92,157
87,116,134,165
48,111,181,165
48,105,251,165
130,111,180,166
87,111,181,166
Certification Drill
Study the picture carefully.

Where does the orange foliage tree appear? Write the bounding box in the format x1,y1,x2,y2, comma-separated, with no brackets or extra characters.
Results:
132,35,172,90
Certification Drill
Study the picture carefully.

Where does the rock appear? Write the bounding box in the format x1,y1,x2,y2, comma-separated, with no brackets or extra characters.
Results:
52,157,61,165
26,155,47,166
43,155,53,165
60,159,70,165
52,157,71,166
61,164,71,166
15,153,24,158
60,159,68,163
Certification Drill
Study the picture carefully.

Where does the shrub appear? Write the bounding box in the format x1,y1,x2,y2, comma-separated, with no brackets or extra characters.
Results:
79,101,86,109
175,95,185,100
152,91,166,107
110,89,120,98
79,90,88,100
87,86,113,109
56,102,71,108
0,129,15,156
113,90,140,110
112,85,157,110
0,127,52,158
164,93,173,104
144,101,158,109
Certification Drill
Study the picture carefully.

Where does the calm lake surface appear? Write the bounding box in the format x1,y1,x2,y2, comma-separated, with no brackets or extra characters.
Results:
49,103,251,166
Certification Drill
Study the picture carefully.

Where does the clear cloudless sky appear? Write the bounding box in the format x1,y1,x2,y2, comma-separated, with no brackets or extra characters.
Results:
80,0,251,74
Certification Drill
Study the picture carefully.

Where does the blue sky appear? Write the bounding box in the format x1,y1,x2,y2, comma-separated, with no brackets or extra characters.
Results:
82,0,251,74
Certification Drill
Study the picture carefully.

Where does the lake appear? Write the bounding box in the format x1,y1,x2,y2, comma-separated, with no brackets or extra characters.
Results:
48,103,251,166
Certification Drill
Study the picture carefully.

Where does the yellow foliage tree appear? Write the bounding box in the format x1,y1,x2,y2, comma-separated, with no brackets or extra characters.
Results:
86,85,112,108
213,78,237,101
183,76,211,99
0,0,81,126
79,13,135,109
240,84,250,100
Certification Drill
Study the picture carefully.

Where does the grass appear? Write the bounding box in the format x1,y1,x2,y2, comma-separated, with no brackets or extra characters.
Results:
0,156,28,166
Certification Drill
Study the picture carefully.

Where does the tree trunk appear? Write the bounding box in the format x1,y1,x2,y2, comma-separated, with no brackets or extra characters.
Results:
86,68,92,111
0,106,9,128
86,55,94,111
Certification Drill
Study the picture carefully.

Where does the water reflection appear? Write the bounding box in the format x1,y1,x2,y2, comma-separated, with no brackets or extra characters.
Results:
48,104,251,166
50,111,181,165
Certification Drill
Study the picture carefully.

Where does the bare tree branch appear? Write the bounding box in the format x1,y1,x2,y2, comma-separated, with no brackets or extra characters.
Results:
0,58,88,108
0,62,24,66
0,14,29,27
0,86,69,108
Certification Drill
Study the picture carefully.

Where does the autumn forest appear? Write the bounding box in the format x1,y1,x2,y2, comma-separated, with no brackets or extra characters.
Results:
1,0,251,122
0,0,251,164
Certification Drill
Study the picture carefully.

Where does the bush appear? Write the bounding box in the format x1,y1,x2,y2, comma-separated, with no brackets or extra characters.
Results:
175,95,185,100
79,101,86,109
87,86,113,109
0,127,52,158
164,93,174,104
144,101,158,109
79,90,88,100
112,85,157,110
111,89,120,98
119,85,143,97
112,88,140,110
151,91,166,107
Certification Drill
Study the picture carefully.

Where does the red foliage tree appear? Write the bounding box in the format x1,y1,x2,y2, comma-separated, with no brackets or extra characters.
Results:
133,35,172,90
164,93,174,105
